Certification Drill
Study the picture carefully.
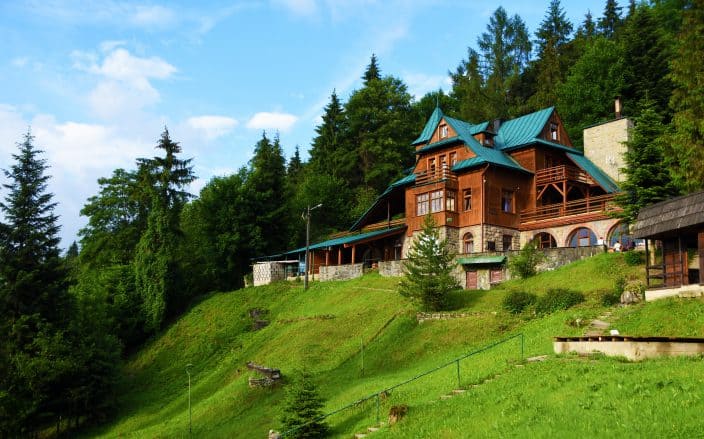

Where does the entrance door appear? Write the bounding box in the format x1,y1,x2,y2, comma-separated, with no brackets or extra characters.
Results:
466,270,478,289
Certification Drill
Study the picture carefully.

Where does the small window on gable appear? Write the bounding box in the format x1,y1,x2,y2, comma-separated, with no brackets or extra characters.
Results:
550,122,559,141
440,124,448,139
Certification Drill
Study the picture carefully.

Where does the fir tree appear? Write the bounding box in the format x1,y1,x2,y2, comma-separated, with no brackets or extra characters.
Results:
598,0,623,38
363,53,381,85
615,101,679,223
667,0,704,192
451,49,492,122
399,215,459,311
308,90,353,181
577,10,597,39
280,371,329,438
0,130,68,326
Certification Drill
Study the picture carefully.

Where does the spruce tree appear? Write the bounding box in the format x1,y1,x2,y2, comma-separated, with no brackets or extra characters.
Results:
598,0,623,38
615,101,679,223
451,49,492,122
363,53,381,85
308,90,353,181
280,371,329,438
399,215,459,311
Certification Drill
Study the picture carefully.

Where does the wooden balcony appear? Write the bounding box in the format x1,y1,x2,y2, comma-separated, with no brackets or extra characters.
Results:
360,217,406,233
520,194,618,228
536,165,593,186
415,167,458,187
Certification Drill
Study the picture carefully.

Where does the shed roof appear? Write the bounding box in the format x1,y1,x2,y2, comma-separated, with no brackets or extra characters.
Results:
632,191,704,239
285,226,406,255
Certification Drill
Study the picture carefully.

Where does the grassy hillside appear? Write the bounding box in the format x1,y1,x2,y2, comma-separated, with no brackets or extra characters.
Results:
84,252,704,438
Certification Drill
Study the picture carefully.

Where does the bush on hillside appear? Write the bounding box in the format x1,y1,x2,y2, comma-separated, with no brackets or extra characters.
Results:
502,291,538,314
535,288,585,314
508,241,544,279
624,250,644,266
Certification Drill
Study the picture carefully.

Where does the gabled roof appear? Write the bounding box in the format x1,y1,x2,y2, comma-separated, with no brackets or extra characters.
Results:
494,107,554,151
632,191,704,239
412,106,444,145
285,226,406,255
566,153,620,193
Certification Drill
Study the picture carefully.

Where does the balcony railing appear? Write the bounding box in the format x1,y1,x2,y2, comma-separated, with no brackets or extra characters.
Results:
520,194,617,224
415,167,457,186
535,165,592,186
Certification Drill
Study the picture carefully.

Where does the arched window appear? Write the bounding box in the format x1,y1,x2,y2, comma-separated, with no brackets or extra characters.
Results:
463,233,474,254
568,227,597,247
608,222,634,249
534,232,557,249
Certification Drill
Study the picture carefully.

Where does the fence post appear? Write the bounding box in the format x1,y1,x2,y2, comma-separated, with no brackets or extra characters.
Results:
376,393,380,425
520,333,524,360
456,360,461,388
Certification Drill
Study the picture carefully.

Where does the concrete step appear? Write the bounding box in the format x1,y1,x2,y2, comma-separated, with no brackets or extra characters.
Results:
590,319,610,329
354,434,367,438
452,389,466,394
368,427,380,432
515,364,525,368
440,394,453,400
526,355,549,362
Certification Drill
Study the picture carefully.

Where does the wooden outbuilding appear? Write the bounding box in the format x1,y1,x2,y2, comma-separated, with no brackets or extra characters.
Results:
632,191,704,288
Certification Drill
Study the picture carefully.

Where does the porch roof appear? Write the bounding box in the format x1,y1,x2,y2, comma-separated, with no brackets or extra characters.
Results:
285,226,406,255
457,255,506,265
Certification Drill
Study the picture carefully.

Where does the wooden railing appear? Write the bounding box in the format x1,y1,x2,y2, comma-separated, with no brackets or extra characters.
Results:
520,194,617,223
415,167,457,186
360,217,406,233
535,165,592,186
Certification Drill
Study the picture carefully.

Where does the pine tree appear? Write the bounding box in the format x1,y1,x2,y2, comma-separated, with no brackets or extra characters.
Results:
0,130,68,327
616,101,679,223
363,54,381,85
399,215,459,311
667,0,704,192
477,7,532,118
598,0,623,38
280,371,329,438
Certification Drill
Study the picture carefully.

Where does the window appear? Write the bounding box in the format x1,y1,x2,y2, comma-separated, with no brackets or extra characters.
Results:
430,190,443,213
487,241,496,251
428,157,436,174
568,227,597,247
446,190,456,212
463,233,474,253
416,193,429,216
440,124,448,138
550,122,559,141
450,152,457,166
463,189,472,211
503,234,513,251
440,155,447,170
534,232,557,249
501,190,514,213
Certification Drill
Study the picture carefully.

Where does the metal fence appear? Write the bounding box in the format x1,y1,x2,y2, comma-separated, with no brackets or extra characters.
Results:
281,332,524,437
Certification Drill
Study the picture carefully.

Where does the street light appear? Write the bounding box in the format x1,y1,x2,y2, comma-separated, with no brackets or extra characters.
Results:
186,363,193,436
303,203,322,290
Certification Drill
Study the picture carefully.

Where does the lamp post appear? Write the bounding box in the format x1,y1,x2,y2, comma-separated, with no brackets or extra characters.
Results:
304,203,322,290
186,363,193,436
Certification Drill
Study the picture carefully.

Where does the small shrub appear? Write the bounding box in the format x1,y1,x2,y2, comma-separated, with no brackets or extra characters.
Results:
502,291,537,314
601,291,621,306
508,242,544,279
624,250,644,266
535,288,585,314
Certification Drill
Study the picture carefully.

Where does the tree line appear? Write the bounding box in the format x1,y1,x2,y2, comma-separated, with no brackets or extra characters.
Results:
1,0,702,435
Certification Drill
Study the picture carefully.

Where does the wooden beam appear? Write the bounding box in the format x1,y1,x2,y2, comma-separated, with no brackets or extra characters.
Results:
351,245,356,264
338,247,342,266
325,250,330,266
699,232,704,285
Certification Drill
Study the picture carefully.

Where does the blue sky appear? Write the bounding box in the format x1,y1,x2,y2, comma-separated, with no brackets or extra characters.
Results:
0,0,608,248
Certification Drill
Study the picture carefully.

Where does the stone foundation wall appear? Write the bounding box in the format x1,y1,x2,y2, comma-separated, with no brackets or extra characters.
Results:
536,245,605,271
319,263,364,281
253,262,286,286
482,225,520,251
379,260,404,277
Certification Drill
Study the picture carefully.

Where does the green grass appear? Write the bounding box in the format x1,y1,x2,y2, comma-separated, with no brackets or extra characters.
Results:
83,252,704,438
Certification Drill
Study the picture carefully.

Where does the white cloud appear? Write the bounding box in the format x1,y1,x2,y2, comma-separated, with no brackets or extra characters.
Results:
187,115,238,140
73,47,177,119
99,40,126,53
11,57,29,68
272,0,318,16
403,72,452,99
130,4,176,27
246,112,298,132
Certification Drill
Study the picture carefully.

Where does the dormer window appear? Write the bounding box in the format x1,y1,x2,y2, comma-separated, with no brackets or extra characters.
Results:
440,124,448,139
550,123,559,141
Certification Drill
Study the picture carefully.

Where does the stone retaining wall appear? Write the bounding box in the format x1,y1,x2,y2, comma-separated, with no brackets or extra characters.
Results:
379,260,404,277
318,263,364,281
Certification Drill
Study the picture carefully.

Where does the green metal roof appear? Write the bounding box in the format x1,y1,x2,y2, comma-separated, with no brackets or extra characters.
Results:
457,255,506,265
494,107,554,151
349,173,415,231
416,136,463,154
412,106,444,145
567,153,620,193
452,146,530,174
285,226,406,255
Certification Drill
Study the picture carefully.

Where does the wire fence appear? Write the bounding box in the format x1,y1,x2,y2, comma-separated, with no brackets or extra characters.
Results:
281,332,524,437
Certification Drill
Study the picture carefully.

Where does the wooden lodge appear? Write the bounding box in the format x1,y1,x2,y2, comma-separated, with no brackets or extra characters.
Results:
632,191,704,295
260,104,633,288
